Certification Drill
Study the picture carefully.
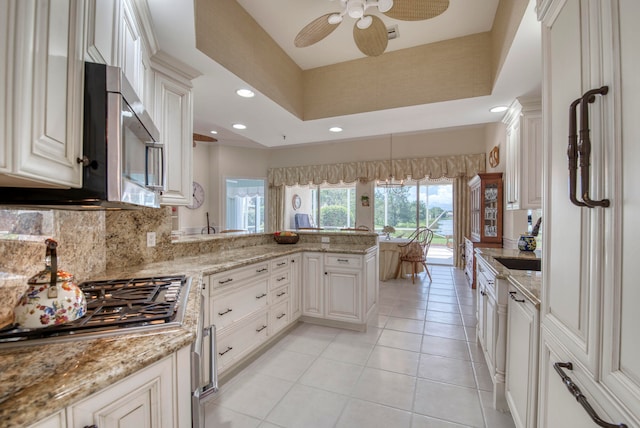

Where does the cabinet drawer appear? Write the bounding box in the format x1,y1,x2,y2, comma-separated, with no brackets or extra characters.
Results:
325,254,362,268
209,262,270,289
211,280,268,330
270,284,289,304
270,257,289,271
270,270,290,289
217,312,269,373
270,300,289,335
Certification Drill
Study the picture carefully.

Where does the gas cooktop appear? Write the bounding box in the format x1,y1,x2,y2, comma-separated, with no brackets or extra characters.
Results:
0,275,191,348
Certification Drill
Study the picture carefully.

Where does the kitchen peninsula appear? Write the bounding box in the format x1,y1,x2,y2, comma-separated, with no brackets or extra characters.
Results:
0,230,378,427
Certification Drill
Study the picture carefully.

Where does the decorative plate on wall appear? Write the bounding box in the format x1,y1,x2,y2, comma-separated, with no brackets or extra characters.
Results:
292,194,301,210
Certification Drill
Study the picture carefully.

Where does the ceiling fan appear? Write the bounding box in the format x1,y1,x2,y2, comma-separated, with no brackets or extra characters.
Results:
294,0,450,57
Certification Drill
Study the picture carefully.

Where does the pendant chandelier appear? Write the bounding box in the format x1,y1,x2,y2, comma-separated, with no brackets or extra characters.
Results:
377,134,404,188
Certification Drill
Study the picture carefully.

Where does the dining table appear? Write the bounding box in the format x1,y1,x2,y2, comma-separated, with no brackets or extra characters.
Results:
378,237,425,281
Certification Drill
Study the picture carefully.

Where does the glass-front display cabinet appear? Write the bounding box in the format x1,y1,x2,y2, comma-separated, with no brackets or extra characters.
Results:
465,173,503,288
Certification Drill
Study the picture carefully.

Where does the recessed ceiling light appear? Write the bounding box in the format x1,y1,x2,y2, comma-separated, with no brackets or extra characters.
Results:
210,130,218,134
490,106,509,113
232,123,247,130
329,127,343,133
236,89,255,98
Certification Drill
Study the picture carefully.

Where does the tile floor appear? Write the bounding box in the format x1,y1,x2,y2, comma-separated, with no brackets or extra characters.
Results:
203,266,516,428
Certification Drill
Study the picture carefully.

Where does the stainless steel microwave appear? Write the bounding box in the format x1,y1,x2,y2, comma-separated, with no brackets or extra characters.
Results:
0,62,164,209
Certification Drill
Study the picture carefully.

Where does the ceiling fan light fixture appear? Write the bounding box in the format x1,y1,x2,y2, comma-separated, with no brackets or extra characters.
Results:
347,0,365,18
357,15,373,29
328,13,343,25
376,0,393,13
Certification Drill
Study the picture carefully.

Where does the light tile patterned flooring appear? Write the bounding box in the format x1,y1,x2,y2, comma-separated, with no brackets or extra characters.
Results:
204,266,516,428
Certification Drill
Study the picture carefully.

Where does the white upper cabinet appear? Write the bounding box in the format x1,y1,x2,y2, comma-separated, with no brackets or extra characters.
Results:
84,0,119,65
502,97,542,210
151,52,199,206
1,0,85,188
539,0,640,425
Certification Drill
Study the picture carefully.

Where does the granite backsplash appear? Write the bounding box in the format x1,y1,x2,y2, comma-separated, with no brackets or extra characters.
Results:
0,207,175,323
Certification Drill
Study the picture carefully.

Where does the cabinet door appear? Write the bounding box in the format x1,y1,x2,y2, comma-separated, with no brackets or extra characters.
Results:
325,268,361,322
505,286,539,428
505,119,520,210
302,252,323,317
485,294,497,374
600,0,640,421
289,254,302,320
477,282,487,350
84,0,119,65
364,249,378,316
27,411,65,428
520,111,543,208
69,354,176,428
3,0,84,187
154,71,193,206
541,0,601,373
120,0,145,101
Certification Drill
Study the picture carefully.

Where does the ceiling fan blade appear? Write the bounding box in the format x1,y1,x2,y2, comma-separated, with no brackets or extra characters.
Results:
193,133,217,143
383,0,450,21
294,13,341,47
353,15,388,57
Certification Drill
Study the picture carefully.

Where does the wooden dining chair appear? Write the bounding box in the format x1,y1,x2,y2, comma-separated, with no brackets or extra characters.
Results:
395,227,434,283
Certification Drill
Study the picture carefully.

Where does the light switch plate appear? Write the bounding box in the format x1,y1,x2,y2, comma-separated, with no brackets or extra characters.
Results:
321,237,330,243
147,232,156,247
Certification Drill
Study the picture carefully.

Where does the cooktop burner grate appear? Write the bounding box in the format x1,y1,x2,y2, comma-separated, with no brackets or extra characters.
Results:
0,275,191,346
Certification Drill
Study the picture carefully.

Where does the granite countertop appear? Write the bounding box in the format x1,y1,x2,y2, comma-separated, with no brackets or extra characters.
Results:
0,242,375,427
474,247,541,308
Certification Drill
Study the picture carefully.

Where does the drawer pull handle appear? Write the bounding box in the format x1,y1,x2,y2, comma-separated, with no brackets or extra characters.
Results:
218,278,233,284
218,308,233,316
277,262,287,266
256,325,267,332
480,290,487,296
337,258,349,263
277,276,286,282
553,362,627,428
509,291,525,303
219,346,233,356
256,293,267,299
276,291,286,297
256,267,268,273
276,313,286,319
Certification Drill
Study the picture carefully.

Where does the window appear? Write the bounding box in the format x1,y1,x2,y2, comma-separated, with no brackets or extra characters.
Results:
374,179,453,242
310,183,356,229
225,178,265,233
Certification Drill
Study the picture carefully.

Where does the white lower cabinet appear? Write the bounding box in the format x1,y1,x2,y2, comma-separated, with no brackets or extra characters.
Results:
216,310,269,373
205,254,302,377
30,346,191,428
475,254,508,411
302,249,378,330
505,283,539,428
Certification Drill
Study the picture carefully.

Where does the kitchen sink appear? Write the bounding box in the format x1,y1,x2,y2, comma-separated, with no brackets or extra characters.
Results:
494,257,541,271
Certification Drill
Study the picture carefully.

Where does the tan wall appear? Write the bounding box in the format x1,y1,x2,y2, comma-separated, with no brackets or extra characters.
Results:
303,33,492,119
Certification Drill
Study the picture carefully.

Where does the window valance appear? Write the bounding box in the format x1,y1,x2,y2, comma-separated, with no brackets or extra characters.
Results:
267,153,486,187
